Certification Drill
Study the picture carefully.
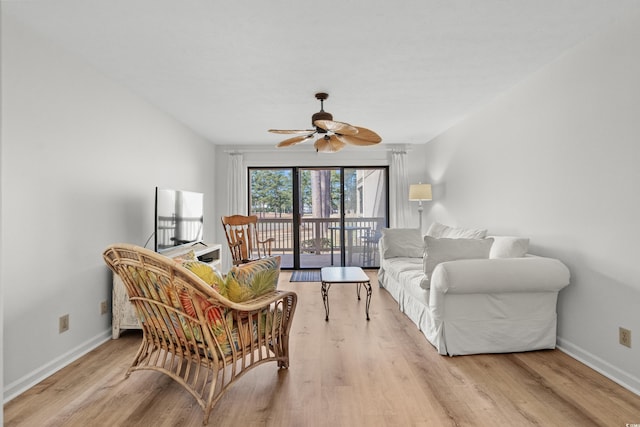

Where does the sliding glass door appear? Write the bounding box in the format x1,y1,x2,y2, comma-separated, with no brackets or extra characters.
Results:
249,168,294,268
298,168,341,268
341,167,387,267
249,166,388,269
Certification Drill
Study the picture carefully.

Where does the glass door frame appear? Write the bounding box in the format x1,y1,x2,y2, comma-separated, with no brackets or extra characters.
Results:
248,165,389,269
296,167,342,269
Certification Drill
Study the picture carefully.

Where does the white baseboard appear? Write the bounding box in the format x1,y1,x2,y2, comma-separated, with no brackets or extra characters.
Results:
557,337,640,396
3,330,112,403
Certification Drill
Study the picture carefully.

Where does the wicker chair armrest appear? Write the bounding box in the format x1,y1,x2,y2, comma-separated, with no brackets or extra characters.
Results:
224,290,296,312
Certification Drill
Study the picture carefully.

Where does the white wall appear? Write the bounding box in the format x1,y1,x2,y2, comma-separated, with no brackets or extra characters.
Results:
0,13,4,421
1,16,217,400
421,11,640,392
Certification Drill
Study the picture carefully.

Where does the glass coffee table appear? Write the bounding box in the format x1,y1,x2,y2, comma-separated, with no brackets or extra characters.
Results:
320,266,372,321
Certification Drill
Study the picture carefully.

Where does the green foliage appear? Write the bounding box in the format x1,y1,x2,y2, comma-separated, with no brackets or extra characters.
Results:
343,169,357,213
249,167,369,216
250,169,292,216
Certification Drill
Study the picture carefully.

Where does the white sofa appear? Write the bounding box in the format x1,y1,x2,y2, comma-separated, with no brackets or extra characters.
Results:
378,224,570,356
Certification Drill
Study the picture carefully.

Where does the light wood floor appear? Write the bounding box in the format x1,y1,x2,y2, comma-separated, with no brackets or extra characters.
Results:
5,271,640,426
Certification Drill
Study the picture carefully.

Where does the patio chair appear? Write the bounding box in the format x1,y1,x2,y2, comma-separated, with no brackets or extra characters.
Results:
103,244,297,425
221,214,275,265
360,228,382,267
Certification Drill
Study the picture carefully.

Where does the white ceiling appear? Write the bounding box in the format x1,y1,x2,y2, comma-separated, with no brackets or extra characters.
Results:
4,0,640,147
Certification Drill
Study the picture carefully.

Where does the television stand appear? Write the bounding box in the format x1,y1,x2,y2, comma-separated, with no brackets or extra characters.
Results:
112,242,222,339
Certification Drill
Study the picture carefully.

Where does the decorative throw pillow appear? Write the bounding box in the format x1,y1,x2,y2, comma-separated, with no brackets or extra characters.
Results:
226,256,281,303
426,222,488,239
171,249,197,262
421,236,494,289
179,259,224,291
488,236,529,258
380,228,424,258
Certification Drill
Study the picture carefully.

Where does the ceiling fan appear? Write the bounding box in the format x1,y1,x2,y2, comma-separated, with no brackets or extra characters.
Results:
269,92,382,153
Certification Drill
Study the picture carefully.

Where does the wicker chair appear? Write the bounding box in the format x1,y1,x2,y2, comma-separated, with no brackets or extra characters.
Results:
103,244,297,425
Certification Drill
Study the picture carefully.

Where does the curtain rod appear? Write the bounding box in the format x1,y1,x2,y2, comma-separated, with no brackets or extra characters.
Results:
223,146,412,154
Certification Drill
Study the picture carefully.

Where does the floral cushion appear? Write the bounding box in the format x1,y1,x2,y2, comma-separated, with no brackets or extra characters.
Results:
171,249,197,262
179,259,224,290
125,263,284,360
124,254,283,361
225,256,281,302
176,256,281,355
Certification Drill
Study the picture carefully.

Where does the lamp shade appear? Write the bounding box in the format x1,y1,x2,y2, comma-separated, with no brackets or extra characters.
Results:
409,183,432,201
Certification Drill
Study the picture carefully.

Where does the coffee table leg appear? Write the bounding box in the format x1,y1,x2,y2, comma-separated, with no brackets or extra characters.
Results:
356,282,361,300
364,281,372,321
321,281,331,321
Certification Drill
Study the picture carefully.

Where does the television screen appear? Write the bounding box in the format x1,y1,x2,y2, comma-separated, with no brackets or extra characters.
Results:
155,187,204,252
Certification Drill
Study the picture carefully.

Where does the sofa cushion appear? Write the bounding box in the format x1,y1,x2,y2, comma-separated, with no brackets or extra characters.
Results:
426,222,487,239
421,236,494,289
381,256,426,287
488,236,529,258
380,228,424,258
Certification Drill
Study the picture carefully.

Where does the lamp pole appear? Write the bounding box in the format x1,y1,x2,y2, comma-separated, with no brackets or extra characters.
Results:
409,183,432,232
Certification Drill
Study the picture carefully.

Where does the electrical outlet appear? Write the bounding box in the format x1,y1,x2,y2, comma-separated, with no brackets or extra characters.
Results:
59,314,69,333
619,327,631,348
100,300,108,315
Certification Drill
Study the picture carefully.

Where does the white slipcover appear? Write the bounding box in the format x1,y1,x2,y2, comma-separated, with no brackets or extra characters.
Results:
378,234,570,356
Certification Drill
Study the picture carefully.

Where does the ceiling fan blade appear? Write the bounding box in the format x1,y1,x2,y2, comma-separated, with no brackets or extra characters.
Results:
335,134,376,146
269,129,316,134
276,134,314,148
336,127,382,146
353,126,382,143
314,120,358,136
314,135,346,153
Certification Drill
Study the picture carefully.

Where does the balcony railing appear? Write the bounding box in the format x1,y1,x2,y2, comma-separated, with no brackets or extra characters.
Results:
254,216,384,268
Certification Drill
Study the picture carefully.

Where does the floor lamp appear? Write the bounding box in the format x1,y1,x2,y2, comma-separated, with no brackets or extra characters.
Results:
409,183,432,232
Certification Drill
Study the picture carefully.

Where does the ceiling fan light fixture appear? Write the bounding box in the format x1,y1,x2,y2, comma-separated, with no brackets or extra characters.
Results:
312,110,333,128
314,134,345,153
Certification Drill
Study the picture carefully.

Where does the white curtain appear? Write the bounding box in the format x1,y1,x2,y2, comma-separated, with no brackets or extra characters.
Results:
390,150,411,228
227,152,245,214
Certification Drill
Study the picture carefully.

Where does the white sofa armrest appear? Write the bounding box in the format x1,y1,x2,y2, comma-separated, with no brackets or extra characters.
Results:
431,256,570,294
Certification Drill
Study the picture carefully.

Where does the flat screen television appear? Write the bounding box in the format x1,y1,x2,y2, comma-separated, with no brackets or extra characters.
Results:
154,187,204,253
